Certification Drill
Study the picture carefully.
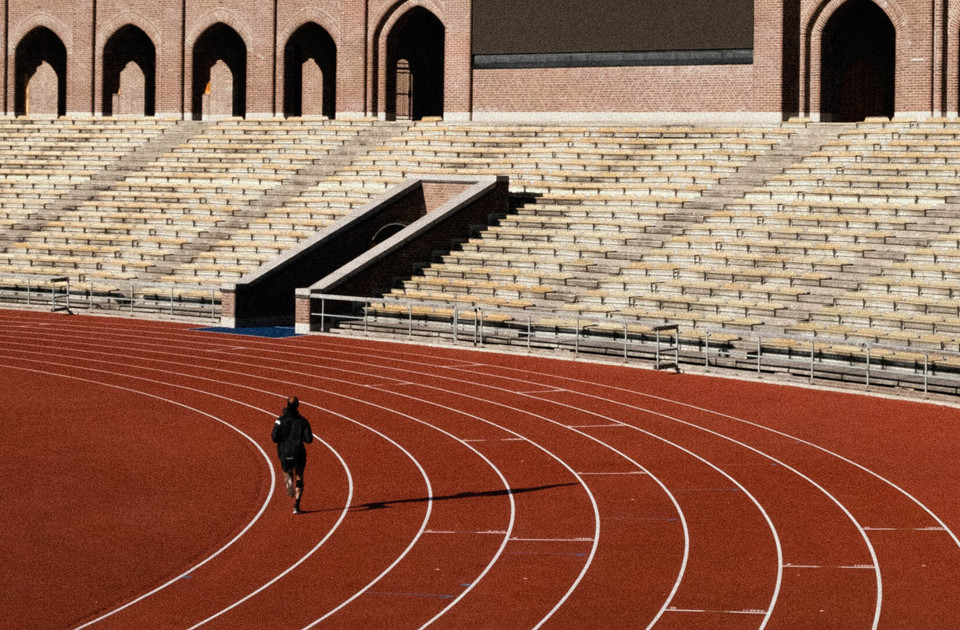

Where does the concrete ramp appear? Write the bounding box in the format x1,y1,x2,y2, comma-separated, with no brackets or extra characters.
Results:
221,174,508,328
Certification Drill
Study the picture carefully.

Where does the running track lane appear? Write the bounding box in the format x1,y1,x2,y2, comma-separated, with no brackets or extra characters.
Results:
0,319,679,627
0,326,604,630
1,312,960,630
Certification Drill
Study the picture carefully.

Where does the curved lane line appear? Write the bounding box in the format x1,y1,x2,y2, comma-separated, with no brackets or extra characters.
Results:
186,428,354,629
0,363,277,630
0,325,680,629
0,344,514,627
0,330,603,629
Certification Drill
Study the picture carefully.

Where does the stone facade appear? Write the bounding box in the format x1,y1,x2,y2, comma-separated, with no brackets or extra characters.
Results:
0,0,954,121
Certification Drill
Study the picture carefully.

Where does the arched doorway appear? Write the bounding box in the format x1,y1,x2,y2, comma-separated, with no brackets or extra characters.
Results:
820,0,894,122
192,23,247,120
386,7,444,121
283,23,336,118
103,25,156,116
14,27,67,117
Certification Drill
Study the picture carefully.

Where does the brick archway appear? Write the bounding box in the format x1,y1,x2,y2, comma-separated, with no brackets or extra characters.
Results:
370,0,446,119
820,0,895,121
102,25,156,116
14,26,67,117
379,5,445,120
802,0,905,119
283,22,337,119
191,22,247,120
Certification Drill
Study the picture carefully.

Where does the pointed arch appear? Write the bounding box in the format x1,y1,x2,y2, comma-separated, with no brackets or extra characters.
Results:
382,6,445,120
283,22,337,118
820,0,895,121
14,26,67,116
802,0,904,119
191,22,247,120
102,25,156,116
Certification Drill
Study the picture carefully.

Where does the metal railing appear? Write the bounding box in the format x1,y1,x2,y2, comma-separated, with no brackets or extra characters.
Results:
0,274,221,320
310,294,960,397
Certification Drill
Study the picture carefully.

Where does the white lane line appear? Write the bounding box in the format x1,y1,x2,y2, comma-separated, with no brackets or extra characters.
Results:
863,527,946,532
0,338,516,628
667,607,767,615
424,530,508,535
0,323,686,630
784,564,875,569
367,381,417,388
577,471,649,476
510,538,595,543
1,324,681,628
0,363,276,630
186,428,354,628
518,389,566,395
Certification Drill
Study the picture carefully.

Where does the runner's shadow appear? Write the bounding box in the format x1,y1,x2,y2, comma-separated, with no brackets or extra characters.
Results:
342,483,578,513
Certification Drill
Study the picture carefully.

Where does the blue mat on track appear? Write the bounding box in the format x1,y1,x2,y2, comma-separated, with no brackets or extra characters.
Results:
193,326,300,338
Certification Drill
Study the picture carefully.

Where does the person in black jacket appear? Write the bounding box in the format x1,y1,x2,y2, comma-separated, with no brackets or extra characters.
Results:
271,396,313,514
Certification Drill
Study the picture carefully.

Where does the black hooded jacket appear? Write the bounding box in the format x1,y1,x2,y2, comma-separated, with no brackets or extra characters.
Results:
271,405,313,461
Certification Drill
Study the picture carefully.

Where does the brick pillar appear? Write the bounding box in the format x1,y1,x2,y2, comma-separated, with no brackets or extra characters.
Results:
68,0,95,115
338,0,368,117
443,0,471,121
295,290,313,334
220,287,236,327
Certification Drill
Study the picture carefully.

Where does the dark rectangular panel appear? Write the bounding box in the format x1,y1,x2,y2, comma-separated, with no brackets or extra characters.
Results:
473,49,753,70
472,0,754,56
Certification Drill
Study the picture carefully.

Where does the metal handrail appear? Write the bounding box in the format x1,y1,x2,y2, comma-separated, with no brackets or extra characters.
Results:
309,293,960,396
0,273,221,319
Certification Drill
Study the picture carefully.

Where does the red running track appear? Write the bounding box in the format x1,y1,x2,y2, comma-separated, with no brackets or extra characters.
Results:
1,309,959,629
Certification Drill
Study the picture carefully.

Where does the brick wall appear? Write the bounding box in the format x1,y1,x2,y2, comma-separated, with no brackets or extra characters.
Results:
0,0,955,120
422,181,470,211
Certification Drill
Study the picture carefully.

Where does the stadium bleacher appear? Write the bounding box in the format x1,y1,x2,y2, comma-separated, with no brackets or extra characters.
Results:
2,116,960,386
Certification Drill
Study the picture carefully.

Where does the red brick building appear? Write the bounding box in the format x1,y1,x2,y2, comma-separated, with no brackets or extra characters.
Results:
0,0,954,123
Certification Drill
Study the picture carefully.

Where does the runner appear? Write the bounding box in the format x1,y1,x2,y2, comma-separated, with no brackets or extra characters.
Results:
271,396,313,514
